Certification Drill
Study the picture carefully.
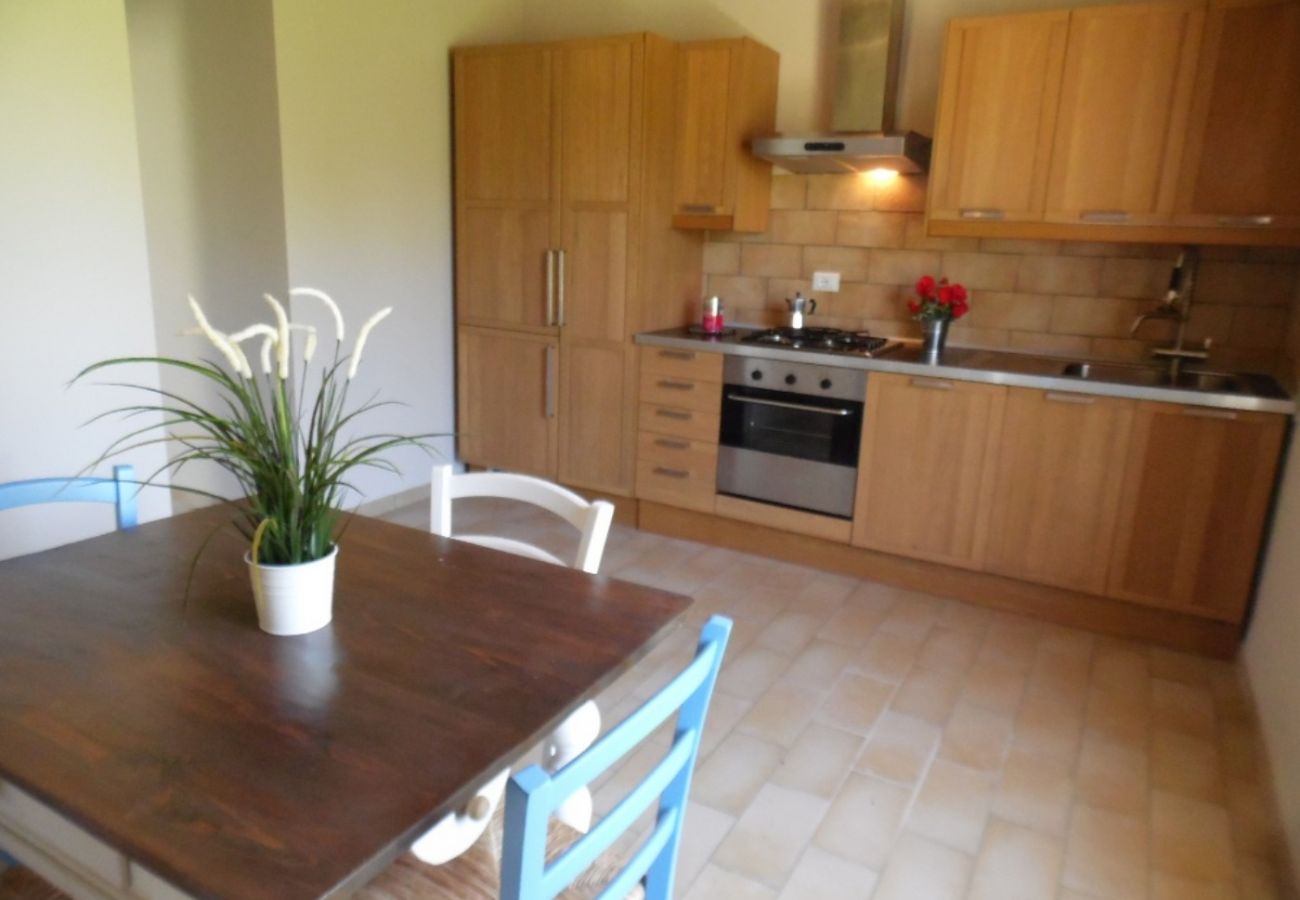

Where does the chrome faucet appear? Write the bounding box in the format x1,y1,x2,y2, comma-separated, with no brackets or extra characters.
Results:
1130,247,1209,382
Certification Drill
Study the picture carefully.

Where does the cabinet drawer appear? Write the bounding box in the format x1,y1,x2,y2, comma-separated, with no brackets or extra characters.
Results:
639,402,721,443
640,346,724,383
639,368,722,413
638,431,718,471
635,435,718,513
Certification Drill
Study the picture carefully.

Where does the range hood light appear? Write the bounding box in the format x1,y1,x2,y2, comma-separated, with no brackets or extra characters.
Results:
865,167,899,183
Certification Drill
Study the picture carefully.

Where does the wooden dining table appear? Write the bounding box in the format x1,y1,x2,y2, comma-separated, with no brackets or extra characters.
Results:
0,508,691,899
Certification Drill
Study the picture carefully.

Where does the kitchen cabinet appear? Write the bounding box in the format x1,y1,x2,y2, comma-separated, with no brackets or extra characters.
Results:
1172,0,1300,232
1108,401,1286,621
1043,0,1204,226
453,35,703,494
851,373,1006,570
927,11,1069,224
984,389,1135,594
635,347,722,513
671,38,779,233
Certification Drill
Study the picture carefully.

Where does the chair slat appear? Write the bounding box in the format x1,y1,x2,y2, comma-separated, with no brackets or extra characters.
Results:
0,465,137,531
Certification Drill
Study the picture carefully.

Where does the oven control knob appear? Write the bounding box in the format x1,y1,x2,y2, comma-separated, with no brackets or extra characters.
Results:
785,374,797,385
750,370,763,381
820,378,833,390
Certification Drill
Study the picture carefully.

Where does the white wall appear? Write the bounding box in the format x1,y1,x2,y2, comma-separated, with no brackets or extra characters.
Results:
0,0,172,559
271,0,525,503
125,0,290,508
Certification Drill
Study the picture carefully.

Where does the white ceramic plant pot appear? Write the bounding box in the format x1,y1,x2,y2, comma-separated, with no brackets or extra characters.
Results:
245,546,338,636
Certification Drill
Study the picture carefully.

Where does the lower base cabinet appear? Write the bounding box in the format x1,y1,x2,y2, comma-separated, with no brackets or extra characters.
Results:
457,326,557,478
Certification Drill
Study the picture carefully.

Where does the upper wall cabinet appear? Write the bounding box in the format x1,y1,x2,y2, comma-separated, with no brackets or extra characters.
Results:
928,0,1300,246
671,38,779,233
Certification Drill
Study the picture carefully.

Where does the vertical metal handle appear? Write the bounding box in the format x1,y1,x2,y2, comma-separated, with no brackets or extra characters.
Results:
958,208,1005,220
1045,391,1096,404
544,345,556,418
1216,214,1273,227
545,250,556,326
556,249,566,327
1079,210,1131,224
1181,407,1237,420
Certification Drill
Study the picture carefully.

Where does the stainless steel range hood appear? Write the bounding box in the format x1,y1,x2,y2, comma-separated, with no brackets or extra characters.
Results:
752,0,931,175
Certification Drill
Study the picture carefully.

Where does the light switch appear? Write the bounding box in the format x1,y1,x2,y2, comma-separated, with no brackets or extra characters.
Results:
812,271,841,292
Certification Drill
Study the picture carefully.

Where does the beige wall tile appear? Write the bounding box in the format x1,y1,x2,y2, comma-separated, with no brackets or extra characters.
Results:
835,211,908,248
765,277,815,305
1063,805,1149,900
1197,261,1298,306
855,711,940,784
1091,336,1155,362
703,240,740,275
741,243,803,278
801,245,870,280
806,174,875,211
967,818,1065,900
940,252,1021,291
872,175,928,212
1151,790,1236,884
1051,295,1146,337
769,209,838,245
908,758,995,854
814,772,911,869
980,238,1061,256
712,784,830,888
1230,306,1288,349
947,324,1010,349
868,249,942,286
828,283,903,321
1061,240,1163,259
904,213,979,251
1019,256,1104,295
1010,331,1092,357
1102,257,1176,299
707,274,766,308
771,722,863,798
872,832,973,900
769,174,807,210
964,291,1052,331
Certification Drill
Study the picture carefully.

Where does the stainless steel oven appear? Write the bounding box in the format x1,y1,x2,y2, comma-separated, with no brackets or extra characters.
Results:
717,355,866,518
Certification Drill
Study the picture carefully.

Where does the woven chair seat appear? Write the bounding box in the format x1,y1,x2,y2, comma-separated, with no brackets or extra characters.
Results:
0,867,70,900
358,804,645,900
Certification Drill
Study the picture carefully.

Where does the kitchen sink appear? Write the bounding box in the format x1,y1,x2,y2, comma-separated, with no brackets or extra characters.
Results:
1059,361,1244,393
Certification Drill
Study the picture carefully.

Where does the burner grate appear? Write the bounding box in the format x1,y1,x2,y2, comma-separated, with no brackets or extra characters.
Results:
741,327,892,355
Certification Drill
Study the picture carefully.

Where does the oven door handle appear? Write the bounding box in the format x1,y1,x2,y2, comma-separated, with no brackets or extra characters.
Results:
726,393,855,417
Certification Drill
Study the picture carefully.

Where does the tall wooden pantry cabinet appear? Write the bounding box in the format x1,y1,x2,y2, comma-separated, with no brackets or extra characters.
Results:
453,34,703,496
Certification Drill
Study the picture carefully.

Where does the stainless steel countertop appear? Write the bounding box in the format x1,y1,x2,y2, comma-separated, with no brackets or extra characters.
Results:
635,327,1297,415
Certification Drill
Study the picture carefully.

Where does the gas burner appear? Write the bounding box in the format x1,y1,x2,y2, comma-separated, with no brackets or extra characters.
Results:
741,327,895,356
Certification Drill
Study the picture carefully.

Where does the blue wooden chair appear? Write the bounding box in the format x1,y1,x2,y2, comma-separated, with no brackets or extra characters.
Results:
360,615,732,900
0,464,138,530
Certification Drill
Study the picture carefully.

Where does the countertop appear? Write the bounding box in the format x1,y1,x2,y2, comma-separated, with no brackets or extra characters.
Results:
635,326,1296,415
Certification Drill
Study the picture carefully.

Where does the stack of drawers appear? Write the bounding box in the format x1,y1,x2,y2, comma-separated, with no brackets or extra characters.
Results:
635,346,722,512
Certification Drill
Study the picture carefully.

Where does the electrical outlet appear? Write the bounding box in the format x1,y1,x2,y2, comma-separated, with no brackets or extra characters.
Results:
812,271,841,292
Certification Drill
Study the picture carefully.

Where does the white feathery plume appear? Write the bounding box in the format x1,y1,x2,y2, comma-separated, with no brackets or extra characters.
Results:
348,307,392,380
263,293,291,380
228,324,279,376
289,324,319,362
290,287,345,343
259,335,276,375
187,295,250,378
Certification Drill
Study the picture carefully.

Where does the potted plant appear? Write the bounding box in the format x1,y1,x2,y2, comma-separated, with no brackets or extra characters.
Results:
908,275,969,357
78,288,433,635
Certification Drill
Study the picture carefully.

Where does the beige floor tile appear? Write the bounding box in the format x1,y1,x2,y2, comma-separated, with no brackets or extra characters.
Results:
1149,647,1211,688
699,691,752,758
991,748,1074,838
907,758,994,854
936,598,994,634
1013,689,1084,769
1062,804,1149,900
915,627,981,675
876,593,941,641
693,732,784,815
594,740,668,816
771,723,863,798
785,640,857,692
1151,873,1240,900
1151,677,1217,740
849,630,922,684
889,667,962,725
1151,790,1236,884
1029,646,1092,708
757,611,824,656
1076,731,1149,816
719,646,793,700
776,846,877,900
966,818,1065,900
1085,684,1150,751
682,863,779,900
738,682,821,748
854,711,940,785
1235,852,1291,900
1151,727,1224,803
939,702,1013,771
816,673,895,734
713,784,830,889
816,604,885,647
1219,721,1265,785
1227,778,1287,858
813,772,911,870
977,616,1043,672
959,658,1028,717
1092,641,1151,693
676,801,736,891
870,832,972,900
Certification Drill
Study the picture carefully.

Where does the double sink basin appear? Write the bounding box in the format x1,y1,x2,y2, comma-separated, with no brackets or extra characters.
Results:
1059,361,1247,393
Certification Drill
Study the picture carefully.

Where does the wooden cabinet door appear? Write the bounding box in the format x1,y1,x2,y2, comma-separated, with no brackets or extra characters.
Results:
1044,1,1204,226
558,341,632,494
456,326,557,478
928,11,1069,223
453,47,556,331
984,390,1135,594
1108,402,1286,621
852,374,1006,570
1174,0,1300,228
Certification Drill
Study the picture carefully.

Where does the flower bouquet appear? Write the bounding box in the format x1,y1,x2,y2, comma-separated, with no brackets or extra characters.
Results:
907,275,969,355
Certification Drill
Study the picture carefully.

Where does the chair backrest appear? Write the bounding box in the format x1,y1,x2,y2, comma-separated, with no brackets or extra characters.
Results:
0,464,138,530
500,615,732,900
430,464,614,574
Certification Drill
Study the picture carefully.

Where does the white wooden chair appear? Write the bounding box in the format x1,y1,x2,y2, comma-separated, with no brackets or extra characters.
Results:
412,464,615,866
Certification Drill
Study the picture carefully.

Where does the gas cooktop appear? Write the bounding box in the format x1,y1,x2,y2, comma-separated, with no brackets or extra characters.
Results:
740,327,898,357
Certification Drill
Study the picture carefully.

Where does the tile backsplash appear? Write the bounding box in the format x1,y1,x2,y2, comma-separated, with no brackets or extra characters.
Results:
705,174,1300,377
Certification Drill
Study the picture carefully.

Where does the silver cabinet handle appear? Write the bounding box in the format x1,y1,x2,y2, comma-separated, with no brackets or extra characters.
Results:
556,249,566,326
654,437,690,450
1216,214,1273,227
726,393,853,416
959,208,1005,220
657,379,694,391
544,345,557,418
652,466,689,479
1080,210,1131,224
1045,391,1095,404
654,408,691,421
909,377,953,391
658,349,695,361
1181,406,1237,420
545,250,556,326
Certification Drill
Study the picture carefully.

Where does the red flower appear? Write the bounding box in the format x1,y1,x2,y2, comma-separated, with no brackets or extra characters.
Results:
938,284,955,305
907,298,921,315
915,275,936,297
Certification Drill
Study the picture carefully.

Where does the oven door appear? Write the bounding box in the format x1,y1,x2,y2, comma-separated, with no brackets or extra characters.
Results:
717,385,863,518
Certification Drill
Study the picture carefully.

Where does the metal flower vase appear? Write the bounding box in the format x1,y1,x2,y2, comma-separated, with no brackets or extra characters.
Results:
921,318,950,358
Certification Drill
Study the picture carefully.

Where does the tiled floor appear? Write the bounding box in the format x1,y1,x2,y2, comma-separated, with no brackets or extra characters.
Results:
384,498,1297,900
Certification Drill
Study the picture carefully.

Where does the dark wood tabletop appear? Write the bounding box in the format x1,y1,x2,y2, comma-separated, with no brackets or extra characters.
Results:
0,508,691,899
